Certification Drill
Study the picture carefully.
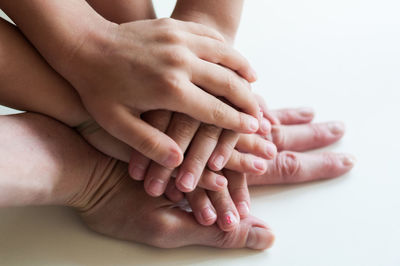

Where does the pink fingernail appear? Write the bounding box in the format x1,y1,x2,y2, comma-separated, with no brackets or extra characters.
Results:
201,207,217,222
215,175,227,188
214,155,225,169
250,67,258,81
265,143,277,158
162,150,181,168
260,118,270,134
248,117,259,132
253,158,266,171
130,165,145,180
148,178,165,196
329,122,345,135
298,107,314,118
224,211,238,226
340,154,356,167
179,172,195,191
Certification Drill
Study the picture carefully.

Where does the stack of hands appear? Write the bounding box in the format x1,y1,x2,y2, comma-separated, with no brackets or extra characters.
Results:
0,0,354,250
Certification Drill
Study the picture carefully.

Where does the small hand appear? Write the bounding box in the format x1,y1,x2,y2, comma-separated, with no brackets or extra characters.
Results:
71,18,261,170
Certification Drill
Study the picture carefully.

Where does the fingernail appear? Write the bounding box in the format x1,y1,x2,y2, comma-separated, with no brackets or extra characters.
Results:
246,227,275,250
224,211,238,226
179,172,195,191
253,158,266,171
237,201,250,217
162,150,181,168
148,178,165,196
340,153,356,167
248,117,259,132
250,67,258,81
201,207,217,222
215,174,227,188
214,155,225,170
328,122,345,135
260,118,270,134
130,165,145,180
265,142,277,158
258,110,263,120
298,107,314,118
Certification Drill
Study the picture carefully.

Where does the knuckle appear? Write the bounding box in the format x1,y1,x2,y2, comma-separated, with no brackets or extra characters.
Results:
238,153,250,170
310,124,326,142
211,102,227,123
322,153,338,173
230,186,248,201
212,193,232,210
169,115,197,141
160,30,184,44
157,17,176,27
163,47,191,67
213,42,227,61
137,132,162,156
199,124,221,140
271,126,286,150
225,73,240,95
160,71,184,96
276,152,301,179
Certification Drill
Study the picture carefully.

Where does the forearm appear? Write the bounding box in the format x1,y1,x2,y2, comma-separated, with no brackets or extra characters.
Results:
172,0,244,43
86,0,156,24
0,0,111,78
0,113,102,208
0,18,90,127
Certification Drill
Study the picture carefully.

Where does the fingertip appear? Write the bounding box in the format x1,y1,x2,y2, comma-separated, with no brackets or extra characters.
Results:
196,206,217,226
176,172,196,192
209,154,225,171
259,117,272,136
218,211,240,232
265,142,277,159
162,147,183,169
246,227,275,250
339,153,356,168
328,121,346,137
145,178,166,197
253,158,268,174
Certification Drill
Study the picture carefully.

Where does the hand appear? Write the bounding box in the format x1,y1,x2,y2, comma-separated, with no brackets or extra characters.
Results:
69,18,261,170
0,112,273,250
128,110,275,196
165,105,355,230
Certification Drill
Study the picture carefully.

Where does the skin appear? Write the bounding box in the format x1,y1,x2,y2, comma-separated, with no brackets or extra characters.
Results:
0,13,355,232
0,111,353,249
0,0,260,170
0,17,270,229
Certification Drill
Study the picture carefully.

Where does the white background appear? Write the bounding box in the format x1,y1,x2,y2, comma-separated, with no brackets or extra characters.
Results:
1,0,400,265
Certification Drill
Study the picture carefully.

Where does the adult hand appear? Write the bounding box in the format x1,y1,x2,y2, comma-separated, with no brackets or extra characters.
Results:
165,105,355,229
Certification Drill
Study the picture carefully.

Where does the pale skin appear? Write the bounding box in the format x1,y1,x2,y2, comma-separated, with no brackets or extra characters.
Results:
0,111,354,249
0,0,356,238
0,16,271,230
0,0,263,171
0,3,355,231
0,0,275,230
0,17,355,242
84,0,274,211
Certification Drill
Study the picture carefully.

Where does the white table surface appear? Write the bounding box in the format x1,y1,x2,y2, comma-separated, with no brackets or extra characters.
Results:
1,0,400,265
